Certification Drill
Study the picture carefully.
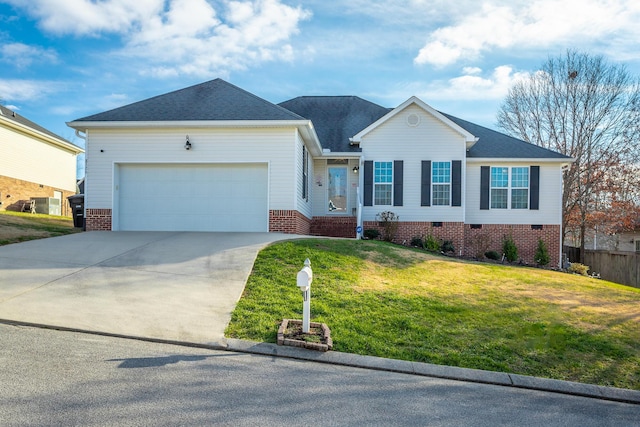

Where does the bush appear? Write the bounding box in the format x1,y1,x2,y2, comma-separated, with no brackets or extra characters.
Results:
441,240,455,254
568,263,589,276
485,250,500,260
470,232,492,259
502,234,518,263
534,239,550,266
410,236,423,247
376,211,399,242
364,229,380,240
423,234,440,252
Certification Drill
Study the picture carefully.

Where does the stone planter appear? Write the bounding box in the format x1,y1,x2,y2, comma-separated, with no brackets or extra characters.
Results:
277,319,333,352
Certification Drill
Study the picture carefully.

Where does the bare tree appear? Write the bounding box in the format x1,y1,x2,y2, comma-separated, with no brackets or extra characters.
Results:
497,50,640,262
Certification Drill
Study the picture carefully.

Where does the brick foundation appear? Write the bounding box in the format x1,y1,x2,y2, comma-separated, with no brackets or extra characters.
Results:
0,175,74,217
86,209,112,231
361,221,560,266
269,210,311,235
363,221,465,253
464,224,560,267
310,216,357,238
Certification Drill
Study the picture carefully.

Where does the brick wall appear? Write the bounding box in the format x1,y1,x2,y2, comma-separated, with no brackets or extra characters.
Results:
311,216,357,238
86,209,112,231
364,221,465,253
0,175,74,217
464,224,560,267
269,210,311,235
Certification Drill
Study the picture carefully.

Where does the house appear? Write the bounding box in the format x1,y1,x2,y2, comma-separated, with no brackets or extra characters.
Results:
67,79,572,266
0,104,84,216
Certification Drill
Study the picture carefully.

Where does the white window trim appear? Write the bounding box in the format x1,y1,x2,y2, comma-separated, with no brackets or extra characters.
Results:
432,161,451,206
490,166,530,210
374,161,393,206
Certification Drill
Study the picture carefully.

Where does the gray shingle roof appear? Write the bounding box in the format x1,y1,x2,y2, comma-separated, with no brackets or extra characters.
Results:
440,112,572,160
0,104,71,144
74,78,305,122
278,96,391,153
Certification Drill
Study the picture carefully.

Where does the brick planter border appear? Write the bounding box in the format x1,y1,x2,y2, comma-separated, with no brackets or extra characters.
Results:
277,319,333,352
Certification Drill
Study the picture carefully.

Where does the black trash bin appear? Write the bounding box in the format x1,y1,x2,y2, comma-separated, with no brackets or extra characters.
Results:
67,194,85,229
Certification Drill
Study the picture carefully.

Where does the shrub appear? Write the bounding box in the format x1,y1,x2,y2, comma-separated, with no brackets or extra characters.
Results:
441,240,455,254
376,211,399,242
410,236,423,247
534,239,550,266
502,234,518,263
568,263,589,276
485,250,500,260
423,234,440,252
364,229,380,240
470,232,492,259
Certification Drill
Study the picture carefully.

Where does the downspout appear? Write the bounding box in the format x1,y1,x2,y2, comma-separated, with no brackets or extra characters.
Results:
356,155,364,239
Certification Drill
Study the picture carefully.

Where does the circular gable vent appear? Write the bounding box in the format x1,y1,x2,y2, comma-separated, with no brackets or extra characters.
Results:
407,113,420,127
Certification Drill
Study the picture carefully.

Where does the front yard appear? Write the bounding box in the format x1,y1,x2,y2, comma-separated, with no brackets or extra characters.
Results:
226,239,640,390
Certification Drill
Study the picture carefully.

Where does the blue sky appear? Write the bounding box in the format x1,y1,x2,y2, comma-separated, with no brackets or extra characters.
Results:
2,0,640,160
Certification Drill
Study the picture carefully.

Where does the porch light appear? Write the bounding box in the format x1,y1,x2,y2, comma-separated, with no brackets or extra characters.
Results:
185,135,192,150
352,166,359,174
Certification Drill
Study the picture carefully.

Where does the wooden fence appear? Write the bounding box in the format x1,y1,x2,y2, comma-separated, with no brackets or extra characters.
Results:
564,246,640,288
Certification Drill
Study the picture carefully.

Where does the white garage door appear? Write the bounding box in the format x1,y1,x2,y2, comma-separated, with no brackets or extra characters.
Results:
117,163,268,232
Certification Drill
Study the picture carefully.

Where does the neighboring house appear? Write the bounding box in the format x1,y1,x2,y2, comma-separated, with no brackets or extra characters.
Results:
577,229,640,252
0,105,84,216
67,79,572,266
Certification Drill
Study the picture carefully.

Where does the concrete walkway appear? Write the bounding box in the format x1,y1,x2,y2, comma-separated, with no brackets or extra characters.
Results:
0,231,290,345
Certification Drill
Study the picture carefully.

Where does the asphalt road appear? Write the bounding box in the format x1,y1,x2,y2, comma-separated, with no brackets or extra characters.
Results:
1,324,638,427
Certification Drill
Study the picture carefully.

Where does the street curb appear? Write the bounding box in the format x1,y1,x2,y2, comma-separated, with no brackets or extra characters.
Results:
2,319,639,405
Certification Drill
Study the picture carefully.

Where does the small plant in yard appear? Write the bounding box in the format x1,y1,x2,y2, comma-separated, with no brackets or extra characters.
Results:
441,240,455,254
568,263,590,276
485,250,500,260
502,234,518,263
534,239,550,266
423,234,440,252
470,231,492,259
376,211,399,242
364,229,380,240
410,236,423,247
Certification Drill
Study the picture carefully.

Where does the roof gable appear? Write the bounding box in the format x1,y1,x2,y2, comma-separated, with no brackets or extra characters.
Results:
351,96,477,148
73,78,304,122
279,96,390,153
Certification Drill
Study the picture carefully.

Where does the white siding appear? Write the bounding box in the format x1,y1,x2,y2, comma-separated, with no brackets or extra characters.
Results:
465,162,563,225
0,125,77,191
85,127,297,211
360,104,466,222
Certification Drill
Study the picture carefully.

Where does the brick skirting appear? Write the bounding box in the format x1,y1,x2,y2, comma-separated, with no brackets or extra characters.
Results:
269,210,311,235
86,209,112,231
363,221,465,253
310,216,357,238
0,175,74,217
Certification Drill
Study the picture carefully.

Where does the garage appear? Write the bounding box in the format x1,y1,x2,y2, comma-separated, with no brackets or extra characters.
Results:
116,163,268,232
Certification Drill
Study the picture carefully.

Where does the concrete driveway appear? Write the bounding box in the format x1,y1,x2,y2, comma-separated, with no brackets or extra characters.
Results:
0,231,292,345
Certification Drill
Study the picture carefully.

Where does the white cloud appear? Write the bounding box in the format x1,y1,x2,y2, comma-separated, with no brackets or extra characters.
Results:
0,79,59,101
6,0,311,78
414,0,640,67
0,43,58,68
3,0,163,36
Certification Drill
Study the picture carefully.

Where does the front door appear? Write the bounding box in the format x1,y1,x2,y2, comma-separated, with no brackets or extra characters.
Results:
327,166,347,213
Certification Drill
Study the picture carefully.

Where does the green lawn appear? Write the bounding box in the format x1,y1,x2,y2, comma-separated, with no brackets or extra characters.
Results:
226,239,640,390
0,211,80,246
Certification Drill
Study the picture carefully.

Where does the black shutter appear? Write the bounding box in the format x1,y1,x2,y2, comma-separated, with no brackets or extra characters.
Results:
393,160,403,206
364,161,373,206
480,166,490,210
530,166,540,210
452,160,462,207
421,161,431,206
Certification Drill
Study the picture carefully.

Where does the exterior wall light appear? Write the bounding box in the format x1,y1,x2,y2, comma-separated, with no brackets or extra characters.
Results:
352,166,359,174
185,135,192,150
